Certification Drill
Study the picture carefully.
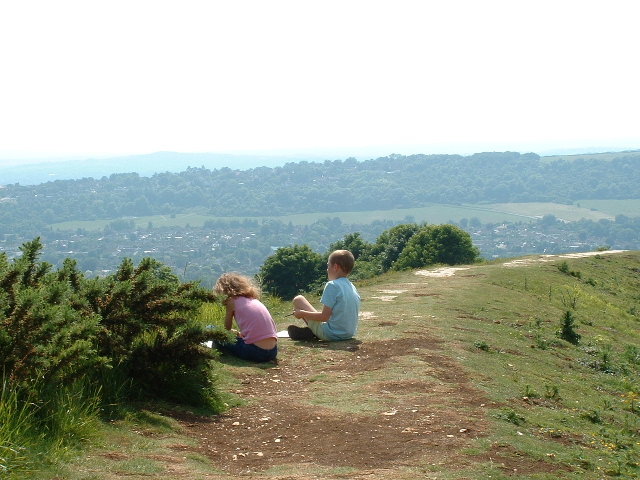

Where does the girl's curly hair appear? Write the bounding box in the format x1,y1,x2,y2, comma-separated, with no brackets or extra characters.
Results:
214,272,260,299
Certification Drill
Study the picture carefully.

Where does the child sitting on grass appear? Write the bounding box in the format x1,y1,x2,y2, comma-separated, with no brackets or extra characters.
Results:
288,249,360,341
214,273,278,362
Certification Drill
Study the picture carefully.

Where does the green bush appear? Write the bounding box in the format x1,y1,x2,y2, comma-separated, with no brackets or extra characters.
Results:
87,256,223,406
0,239,105,393
259,245,325,299
0,238,230,475
394,224,479,270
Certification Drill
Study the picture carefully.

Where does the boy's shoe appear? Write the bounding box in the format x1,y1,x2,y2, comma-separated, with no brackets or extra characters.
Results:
287,325,317,341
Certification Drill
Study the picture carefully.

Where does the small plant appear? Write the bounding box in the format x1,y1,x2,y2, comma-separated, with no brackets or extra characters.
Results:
602,398,614,411
535,332,550,350
623,345,640,365
544,384,561,400
473,340,491,352
523,384,539,399
557,261,583,279
580,344,617,374
597,345,615,374
497,408,525,426
581,408,603,424
559,310,581,345
623,391,639,414
559,287,581,309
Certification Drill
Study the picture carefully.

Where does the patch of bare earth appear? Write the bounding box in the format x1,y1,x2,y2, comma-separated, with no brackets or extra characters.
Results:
171,337,489,478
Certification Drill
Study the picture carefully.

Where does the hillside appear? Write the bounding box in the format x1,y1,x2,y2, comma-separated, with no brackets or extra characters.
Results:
48,250,640,479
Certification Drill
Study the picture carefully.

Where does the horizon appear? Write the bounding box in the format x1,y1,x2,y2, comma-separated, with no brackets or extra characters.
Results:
1,142,639,188
1,140,639,170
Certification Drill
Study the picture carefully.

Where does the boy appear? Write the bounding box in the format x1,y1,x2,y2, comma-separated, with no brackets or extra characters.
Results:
287,249,361,341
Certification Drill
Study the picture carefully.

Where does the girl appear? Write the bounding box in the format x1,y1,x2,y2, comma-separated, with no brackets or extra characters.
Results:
213,273,278,363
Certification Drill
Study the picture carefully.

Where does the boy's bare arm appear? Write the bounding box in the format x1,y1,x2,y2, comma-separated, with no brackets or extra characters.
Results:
294,305,332,323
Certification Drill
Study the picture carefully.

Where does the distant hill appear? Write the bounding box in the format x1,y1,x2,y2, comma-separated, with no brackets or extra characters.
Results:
0,151,312,185
2,148,639,186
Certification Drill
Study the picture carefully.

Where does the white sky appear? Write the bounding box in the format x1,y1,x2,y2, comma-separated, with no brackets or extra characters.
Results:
1,0,638,161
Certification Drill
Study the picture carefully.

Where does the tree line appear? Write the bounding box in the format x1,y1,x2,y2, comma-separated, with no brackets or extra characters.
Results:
1,151,639,234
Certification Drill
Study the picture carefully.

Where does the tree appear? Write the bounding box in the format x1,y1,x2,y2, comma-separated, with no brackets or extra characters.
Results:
394,224,479,270
370,223,421,272
259,245,325,300
559,310,581,345
328,232,371,260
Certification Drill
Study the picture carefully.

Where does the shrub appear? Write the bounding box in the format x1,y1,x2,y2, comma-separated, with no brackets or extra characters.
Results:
394,224,479,270
88,257,222,407
497,408,526,425
368,223,421,272
474,340,491,352
1,239,227,410
559,310,581,345
259,245,325,300
0,239,105,393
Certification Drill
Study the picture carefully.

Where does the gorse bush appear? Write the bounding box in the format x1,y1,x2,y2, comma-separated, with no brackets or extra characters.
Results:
0,238,229,475
1,239,225,406
0,239,104,392
86,256,224,405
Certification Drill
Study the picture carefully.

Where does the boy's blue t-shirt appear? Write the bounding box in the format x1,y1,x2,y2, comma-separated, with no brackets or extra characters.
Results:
320,276,361,340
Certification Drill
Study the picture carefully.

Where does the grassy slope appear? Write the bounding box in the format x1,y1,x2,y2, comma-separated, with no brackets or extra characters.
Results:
29,250,640,479
349,250,640,478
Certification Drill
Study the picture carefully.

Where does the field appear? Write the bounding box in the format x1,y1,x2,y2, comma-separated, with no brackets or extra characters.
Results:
541,150,640,163
49,200,639,232
34,250,640,479
573,199,640,218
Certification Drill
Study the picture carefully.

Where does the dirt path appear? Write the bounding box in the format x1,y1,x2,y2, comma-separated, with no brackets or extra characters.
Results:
173,334,492,478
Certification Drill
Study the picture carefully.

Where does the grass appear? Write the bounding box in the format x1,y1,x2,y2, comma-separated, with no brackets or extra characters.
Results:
10,250,640,478
0,379,103,478
487,202,615,221
575,199,640,218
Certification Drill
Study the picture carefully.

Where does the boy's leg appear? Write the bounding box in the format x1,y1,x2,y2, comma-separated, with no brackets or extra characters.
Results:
289,295,319,340
291,295,330,341
293,295,316,320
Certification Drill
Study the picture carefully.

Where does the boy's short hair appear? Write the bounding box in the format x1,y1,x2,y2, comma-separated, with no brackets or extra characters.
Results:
329,249,355,274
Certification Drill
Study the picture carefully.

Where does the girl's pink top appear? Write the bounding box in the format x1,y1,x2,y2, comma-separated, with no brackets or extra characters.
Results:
233,296,277,345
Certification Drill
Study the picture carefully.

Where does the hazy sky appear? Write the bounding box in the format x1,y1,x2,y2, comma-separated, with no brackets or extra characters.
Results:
1,0,638,161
